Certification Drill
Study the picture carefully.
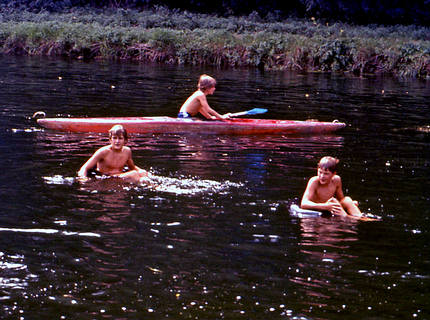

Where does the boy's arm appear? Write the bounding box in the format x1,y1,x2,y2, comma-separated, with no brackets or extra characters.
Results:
126,148,137,171
126,149,148,176
77,148,105,178
301,178,324,209
197,95,225,120
334,176,345,201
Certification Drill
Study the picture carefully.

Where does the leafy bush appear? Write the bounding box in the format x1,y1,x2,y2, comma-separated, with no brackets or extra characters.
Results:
0,6,429,78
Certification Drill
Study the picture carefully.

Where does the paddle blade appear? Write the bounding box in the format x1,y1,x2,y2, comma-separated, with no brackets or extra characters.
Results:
245,108,268,115
229,108,268,117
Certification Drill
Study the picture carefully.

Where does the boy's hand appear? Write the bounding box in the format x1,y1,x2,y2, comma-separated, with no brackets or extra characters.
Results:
137,168,149,177
328,198,346,215
77,169,89,182
76,176,90,183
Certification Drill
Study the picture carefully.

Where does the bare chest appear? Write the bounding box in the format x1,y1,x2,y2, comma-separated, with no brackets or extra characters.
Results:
314,183,337,202
98,151,128,173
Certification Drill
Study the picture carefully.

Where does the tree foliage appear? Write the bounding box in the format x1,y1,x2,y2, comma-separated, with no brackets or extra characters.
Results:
0,0,429,25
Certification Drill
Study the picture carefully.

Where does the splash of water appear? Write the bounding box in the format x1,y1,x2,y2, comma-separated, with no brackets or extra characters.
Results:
146,174,243,195
43,175,75,185
43,173,243,196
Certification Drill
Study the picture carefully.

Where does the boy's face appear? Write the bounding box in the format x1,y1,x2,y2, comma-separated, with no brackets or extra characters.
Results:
317,167,335,185
110,133,126,150
206,86,216,95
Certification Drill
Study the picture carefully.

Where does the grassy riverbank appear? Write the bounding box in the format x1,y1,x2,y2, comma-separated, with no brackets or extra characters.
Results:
1,7,429,78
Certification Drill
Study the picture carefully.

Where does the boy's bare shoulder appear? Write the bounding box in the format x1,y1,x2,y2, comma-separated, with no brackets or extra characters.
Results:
187,90,202,98
193,90,205,99
95,145,111,154
307,176,319,186
332,174,342,184
309,175,319,182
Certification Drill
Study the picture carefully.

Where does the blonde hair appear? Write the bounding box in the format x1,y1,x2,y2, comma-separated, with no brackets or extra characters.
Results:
318,156,339,173
197,74,216,92
109,124,128,141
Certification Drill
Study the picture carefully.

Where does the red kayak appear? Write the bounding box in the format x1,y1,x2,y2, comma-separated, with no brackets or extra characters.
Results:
37,116,346,135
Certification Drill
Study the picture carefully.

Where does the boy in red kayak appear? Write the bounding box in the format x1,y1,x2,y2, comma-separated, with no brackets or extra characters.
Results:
178,74,231,120
300,156,362,218
77,125,148,184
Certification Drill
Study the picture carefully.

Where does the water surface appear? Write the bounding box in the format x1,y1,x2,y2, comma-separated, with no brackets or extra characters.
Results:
0,56,429,319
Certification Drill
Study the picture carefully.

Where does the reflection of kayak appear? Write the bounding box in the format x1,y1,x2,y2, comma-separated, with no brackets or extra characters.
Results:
37,117,346,135
289,204,381,221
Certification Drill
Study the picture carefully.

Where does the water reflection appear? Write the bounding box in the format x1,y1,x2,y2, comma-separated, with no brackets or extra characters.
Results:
291,216,361,317
0,252,33,291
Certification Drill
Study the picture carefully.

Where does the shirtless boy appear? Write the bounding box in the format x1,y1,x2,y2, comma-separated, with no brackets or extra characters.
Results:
300,156,362,218
178,74,231,120
77,125,148,184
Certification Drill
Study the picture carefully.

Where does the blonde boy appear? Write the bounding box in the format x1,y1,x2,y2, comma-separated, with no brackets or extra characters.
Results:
77,125,148,184
178,74,231,120
301,156,362,218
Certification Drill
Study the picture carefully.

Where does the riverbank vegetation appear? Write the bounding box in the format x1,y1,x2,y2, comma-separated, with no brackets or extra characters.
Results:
1,6,429,78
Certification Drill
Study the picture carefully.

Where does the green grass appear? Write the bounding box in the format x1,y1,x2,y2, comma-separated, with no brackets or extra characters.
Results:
0,6,429,78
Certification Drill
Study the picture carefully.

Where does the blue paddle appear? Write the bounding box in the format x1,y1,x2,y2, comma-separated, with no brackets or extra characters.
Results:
229,108,268,117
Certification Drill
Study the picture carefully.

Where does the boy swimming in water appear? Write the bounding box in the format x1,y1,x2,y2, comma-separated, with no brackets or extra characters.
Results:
178,74,231,120
301,156,362,218
77,125,148,184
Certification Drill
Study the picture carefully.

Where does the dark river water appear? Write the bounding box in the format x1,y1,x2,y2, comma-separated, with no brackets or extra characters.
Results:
0,55,429,319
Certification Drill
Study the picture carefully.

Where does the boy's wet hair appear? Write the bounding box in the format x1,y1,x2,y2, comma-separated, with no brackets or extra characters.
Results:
109,124,128,141
318,156,339,173
197,74,216,92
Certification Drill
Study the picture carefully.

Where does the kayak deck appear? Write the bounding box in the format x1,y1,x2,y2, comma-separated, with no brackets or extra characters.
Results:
37,116,346,135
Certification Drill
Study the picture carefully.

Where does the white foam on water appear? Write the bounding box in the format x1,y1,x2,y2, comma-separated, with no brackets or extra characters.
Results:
43,175,75,185
42,173,242,196
0,228,100,238
145,174,243,195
